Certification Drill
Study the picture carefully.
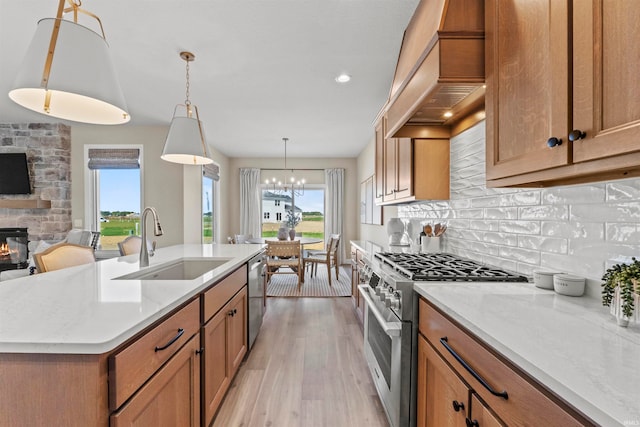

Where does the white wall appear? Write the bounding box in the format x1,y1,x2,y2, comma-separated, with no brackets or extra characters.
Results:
70,125,230,246
396,121,640,297
226,157,358,249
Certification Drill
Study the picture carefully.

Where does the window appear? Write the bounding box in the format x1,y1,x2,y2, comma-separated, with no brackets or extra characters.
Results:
85,147,142,250
202,163,219,244
261,188,325,251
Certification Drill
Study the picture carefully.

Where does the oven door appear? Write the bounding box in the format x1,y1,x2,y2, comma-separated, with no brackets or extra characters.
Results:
358,284,403,427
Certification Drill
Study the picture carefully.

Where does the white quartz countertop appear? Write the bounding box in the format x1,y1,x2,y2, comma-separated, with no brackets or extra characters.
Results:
414,282,640,427
0,244,264,354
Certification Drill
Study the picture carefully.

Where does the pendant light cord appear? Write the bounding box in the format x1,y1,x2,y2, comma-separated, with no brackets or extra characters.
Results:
185,59,191,106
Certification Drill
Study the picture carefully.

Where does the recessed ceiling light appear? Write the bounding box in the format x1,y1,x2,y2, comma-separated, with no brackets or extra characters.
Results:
335,73,351,83
443,111,453,118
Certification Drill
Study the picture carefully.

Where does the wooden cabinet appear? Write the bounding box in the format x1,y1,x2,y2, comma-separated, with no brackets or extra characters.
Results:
109,298,200,410
383,137,413,202
417,334,469,427
486,0,640,187
350,244,365,326
417,297,593,426
378,136,450,205
374,119,385,204
202,269,248,427
111,335,201,427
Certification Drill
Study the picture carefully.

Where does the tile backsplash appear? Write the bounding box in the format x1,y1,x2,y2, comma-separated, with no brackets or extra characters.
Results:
398,121,640,297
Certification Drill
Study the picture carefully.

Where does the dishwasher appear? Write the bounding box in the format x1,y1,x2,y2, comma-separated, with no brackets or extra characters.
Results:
247,252,265,350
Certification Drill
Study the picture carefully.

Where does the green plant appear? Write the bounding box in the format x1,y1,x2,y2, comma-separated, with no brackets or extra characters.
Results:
602,257,640,317
285,209,300,228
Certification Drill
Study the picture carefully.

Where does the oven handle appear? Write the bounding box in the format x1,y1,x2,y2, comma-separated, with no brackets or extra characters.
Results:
358,285,402,337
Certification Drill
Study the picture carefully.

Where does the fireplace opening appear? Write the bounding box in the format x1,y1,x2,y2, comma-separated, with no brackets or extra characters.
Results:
0,228,28,272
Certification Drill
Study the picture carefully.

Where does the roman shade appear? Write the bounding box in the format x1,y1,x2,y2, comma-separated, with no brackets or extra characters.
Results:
203,163,220,181
87,148,140,170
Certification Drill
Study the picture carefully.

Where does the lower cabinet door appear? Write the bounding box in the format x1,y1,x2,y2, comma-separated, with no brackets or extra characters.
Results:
227,287,248,378
110,335,201,427
469,393,505,427
417,334,469,427
202,303,231,426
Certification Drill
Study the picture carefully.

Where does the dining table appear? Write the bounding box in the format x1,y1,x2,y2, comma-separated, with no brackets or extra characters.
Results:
249,236,324,282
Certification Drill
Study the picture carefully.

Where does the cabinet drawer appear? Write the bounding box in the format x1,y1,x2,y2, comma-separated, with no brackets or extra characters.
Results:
109,298,200,410
203,265,247,322
418,298,587,427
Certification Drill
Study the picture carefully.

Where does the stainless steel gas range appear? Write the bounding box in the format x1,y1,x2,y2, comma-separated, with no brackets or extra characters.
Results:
358,252,528,427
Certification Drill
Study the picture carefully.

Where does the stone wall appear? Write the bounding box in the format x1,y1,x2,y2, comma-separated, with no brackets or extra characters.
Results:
0,123,71,241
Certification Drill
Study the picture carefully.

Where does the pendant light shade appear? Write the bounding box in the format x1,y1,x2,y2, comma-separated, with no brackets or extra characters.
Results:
162,109,212,165
8,2,129,125
161,51,212,165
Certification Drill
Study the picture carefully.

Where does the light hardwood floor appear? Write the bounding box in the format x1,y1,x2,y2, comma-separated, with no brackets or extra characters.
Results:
212,297,389,427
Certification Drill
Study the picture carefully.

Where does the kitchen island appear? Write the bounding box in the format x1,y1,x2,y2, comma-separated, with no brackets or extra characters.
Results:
415,281,640,427
0,243,264,426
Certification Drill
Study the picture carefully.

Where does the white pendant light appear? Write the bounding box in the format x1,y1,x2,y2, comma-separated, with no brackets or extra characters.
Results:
8,0,129,125
161,51,212,166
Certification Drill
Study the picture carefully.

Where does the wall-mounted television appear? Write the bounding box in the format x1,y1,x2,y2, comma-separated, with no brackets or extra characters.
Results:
0,153,32,194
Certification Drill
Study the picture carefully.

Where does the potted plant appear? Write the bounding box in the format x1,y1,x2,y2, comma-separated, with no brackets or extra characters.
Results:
602,257,640,326
285,209,300,240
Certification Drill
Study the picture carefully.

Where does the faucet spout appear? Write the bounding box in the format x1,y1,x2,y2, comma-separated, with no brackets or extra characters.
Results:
140,207,163,267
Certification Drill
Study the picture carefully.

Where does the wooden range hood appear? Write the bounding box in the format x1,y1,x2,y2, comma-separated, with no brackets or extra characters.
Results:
384,0,485,138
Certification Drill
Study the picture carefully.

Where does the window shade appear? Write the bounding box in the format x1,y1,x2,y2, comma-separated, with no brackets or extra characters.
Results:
203,163,220,181
87,148,140,170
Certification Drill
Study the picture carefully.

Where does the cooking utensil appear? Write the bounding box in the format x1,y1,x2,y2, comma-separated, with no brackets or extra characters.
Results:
435,224,447,237
433,223,442,237
424,224,432,237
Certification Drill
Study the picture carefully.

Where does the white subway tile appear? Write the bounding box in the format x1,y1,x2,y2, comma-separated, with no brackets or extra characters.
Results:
606,177,640,201
570,202,640,222
498,246,541,264
499,220,541,235
605,223,640,242
541,221,604,240
518,235,568,254
485,207,518,219
542,183,606,204
519,205,569,220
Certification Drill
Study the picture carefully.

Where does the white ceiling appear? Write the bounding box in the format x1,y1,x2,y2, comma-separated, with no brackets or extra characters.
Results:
0,0,419,158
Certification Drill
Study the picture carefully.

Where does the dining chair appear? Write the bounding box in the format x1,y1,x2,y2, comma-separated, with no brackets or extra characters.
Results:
265,240,302,291
117,235,144,256
303,236,340,286
306,234,340,267
234,234,253,244
33,243,96,273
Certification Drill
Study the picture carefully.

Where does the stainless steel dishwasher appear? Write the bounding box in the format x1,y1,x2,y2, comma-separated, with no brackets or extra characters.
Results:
247,252,265,350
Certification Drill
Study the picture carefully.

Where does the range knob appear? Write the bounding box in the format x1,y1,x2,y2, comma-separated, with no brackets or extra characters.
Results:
378,287,391,302
385,292,401,310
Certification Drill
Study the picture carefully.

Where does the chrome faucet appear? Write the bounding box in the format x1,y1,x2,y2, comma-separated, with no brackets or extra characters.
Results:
140,207,163,267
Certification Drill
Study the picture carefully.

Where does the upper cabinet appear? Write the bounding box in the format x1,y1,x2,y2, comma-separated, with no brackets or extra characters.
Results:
486,0,640,187
373,0,484,205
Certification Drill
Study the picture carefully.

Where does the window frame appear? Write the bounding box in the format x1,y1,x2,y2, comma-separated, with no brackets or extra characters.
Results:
83,144,144,234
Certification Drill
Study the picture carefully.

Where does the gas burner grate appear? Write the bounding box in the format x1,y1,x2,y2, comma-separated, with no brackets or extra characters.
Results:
374,252,528,282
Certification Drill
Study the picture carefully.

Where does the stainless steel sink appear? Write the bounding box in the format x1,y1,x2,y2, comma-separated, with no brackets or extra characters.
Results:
115,258,232,281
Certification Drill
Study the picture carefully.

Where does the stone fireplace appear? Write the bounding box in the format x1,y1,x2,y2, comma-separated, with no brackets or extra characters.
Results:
0,123,72,243
0,228,28,272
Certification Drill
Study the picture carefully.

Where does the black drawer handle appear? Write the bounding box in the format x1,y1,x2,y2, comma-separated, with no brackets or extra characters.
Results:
440,337,508,400
466,418,479,427
154,328,184,352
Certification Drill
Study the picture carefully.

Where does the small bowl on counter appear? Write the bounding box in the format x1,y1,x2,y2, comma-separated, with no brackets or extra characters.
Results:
553,274,586,297
533,271,561,290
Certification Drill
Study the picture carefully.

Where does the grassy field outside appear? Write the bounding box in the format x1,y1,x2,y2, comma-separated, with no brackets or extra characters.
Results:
262,218,325,250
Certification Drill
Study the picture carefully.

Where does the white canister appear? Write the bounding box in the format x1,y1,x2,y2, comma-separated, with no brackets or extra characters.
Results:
553,274,585,296
533,271,561,290
421,236,440,253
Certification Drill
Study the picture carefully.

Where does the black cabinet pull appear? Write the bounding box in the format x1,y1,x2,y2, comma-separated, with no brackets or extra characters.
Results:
195,348,204,355
466,418,479,427
546,137,562,148
452,400,465,412
228,310,234,317
154,328,184,352
568,129,586,141
440,337,509,400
